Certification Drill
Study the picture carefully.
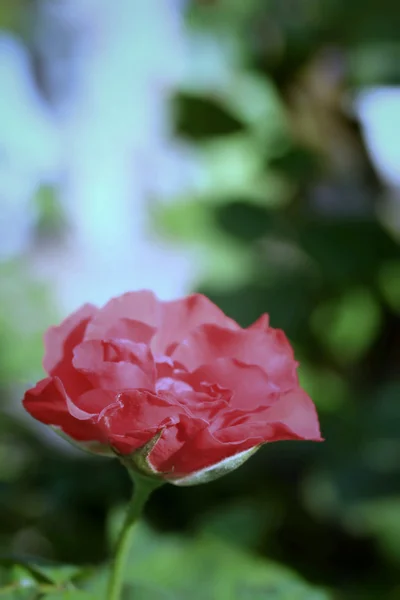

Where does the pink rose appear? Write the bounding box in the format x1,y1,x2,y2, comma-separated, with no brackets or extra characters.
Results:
23,291,321,485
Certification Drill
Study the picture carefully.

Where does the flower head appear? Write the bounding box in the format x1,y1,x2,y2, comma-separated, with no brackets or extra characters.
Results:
23,291,322,485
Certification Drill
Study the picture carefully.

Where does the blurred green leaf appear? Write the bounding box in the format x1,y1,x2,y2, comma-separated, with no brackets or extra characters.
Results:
23,566,81,587
198,135,265,195
214,201,277,242
298,221,399,285
119,583,177,599
173,93,244,140
0,556,91,598
42,592,95,600
0,0,27,31
0,260,56,383
298,362,349,412
350,43,400,85
0,587,36,600
311,288,382,363
153,198,254,290
103,521,330,600
195,499,281,551
378,261,400,313
346,498,400,563
268,146,320,183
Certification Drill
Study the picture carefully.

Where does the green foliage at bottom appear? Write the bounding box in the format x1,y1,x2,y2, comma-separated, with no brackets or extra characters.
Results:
97,522,331,600
0,522,331,600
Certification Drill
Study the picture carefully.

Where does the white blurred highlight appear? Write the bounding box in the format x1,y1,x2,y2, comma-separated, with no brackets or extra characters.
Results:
356,87,400,187
0,34,60,258
1,0,197,314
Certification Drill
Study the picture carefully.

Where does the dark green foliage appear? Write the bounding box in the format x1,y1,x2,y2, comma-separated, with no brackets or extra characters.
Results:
172,93,245,140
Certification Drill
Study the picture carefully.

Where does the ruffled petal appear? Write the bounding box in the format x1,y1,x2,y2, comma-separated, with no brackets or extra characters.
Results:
157,388,321,477
43,304,97,401
73,339,156,391
261,388,322,442
43,304,97,374
152,293,239,355
146,414,209,473
216,388,322,444
87,317,155,345
184,358,278,410
155,426,259,477
155,364,230,421
23,377,106,442
96,390,190,453
80,292,239,357
73,388,116,415
84,291,160,342
247,313,269,331
172,324,298,391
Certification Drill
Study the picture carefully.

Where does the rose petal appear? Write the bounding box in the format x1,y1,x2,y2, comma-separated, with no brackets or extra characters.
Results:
247,313,269,331
43,304,97,374
73,339,156,391
152,293,240,355
155,369,230,422
73,388,117,415
155,356,182,379
84,291,160,342
155,426,259,477
172,389,229,421
43,304,97,400
96,389,190,453
88,318,156,345
155,377,193,396
216,388,322,444
173,324,298,390
147,414,209,473
23,377,105,442
262,388,322,441
82,292,239,356
158,389,321,477
185,358,278,410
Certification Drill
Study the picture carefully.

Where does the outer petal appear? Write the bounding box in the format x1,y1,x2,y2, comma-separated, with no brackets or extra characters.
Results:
155,426,261,477
23,377,106,442
216,388,322,444
43,304,97,374
172,324,298,390
43,304,98,400
87,318,156,345
247,313,269,331
83,291,239,355
84,291,160,342
73,339,156,391
261,388,322,442
73,388,117,415
153,293,240,355
155,389,321,478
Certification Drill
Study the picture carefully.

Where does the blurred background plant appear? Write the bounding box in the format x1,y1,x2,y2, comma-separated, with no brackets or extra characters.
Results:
1,1,400,599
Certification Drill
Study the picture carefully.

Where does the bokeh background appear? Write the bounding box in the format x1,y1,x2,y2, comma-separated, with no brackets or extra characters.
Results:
1,1,400,599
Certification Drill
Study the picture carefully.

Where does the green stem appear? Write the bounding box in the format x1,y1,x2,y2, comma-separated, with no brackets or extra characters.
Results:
107,474,162,600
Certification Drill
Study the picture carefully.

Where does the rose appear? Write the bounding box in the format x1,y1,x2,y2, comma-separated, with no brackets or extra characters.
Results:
23,291,322,485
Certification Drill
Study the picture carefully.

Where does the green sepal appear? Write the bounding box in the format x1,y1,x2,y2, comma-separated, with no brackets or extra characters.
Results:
116,434,262,487
115,429,166,482
169,445,262,487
